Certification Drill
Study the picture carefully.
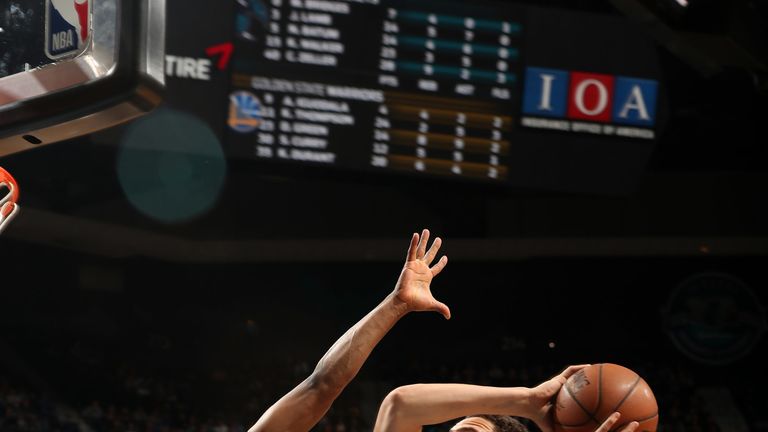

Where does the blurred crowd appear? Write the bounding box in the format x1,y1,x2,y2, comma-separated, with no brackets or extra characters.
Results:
0,378,243,432
1,261,762,432
1,355,728,432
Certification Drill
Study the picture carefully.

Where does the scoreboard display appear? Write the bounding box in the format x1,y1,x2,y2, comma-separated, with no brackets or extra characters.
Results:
162,0,664,192
228,0,521,181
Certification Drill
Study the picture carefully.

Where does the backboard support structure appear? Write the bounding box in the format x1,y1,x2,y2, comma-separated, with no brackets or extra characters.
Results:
0,0,166,157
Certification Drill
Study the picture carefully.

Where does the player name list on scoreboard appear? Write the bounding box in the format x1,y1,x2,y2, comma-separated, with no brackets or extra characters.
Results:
228,0,524,182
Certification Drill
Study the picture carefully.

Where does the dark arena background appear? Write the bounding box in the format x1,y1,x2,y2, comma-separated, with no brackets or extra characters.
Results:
1,0,768,432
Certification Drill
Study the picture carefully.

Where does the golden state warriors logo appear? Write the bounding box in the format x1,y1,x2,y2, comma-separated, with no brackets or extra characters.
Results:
228,91,262,133
45,0,91,59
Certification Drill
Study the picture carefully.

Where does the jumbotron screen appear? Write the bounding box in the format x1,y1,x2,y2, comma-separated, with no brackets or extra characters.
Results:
165,0,664,191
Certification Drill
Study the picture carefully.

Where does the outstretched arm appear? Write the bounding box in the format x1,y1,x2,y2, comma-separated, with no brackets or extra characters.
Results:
374,383,531,432
249,229,450,432
374,366,640,432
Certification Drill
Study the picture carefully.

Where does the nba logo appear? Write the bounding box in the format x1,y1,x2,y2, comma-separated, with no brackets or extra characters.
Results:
46,0,90,59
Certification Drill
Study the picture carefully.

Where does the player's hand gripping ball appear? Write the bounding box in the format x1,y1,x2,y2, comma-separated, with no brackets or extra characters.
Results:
554,364,658,432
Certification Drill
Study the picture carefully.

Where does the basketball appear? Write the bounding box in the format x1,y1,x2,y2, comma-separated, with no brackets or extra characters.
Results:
554,363,658,432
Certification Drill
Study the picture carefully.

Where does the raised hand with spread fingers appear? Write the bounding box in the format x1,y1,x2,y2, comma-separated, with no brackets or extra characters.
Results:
394,229,451,319
248,229,450,432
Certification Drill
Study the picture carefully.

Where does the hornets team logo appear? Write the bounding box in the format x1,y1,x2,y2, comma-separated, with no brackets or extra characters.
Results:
663,272,767,365
45,0,91,59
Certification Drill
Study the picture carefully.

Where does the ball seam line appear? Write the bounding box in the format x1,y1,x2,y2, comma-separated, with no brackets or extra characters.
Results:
608,374,642,414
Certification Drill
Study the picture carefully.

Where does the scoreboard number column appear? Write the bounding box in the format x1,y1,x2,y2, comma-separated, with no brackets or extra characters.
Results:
489,115,503,179
379,8,399,78
371,104,390,168
453,112,467,175
264,0,284,62
415,109,429,172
